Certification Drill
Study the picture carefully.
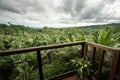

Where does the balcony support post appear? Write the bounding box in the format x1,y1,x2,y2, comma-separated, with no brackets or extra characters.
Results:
91,47,96,65
37,50,43,80
98,50,106,80
109,52,120,80
83,42,88,59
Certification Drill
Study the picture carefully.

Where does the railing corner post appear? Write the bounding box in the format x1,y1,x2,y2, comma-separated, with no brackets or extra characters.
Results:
109,51,120,80
81,42,88,58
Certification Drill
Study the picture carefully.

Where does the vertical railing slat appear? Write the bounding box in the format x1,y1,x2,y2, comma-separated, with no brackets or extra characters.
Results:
109,52,120,80
98,50,106,80
91,47,96,65
83,42,88,58
37,50,44,80
81,43,84,58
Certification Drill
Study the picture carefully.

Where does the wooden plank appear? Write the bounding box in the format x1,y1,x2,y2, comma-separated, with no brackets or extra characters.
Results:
81,43,84,58
98,50,106,80
86,42,120,52
48,69,77,80
0,41,84,56
109,52,120,80
83,43,88,58
37,50,44,80
63,75,77,80
91,47,96,65
0,41,119,56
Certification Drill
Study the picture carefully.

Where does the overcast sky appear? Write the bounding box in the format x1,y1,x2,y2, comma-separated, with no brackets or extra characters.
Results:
0,0,120,27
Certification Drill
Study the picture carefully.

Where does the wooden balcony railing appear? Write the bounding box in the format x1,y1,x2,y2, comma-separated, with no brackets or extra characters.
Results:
0,41,120,80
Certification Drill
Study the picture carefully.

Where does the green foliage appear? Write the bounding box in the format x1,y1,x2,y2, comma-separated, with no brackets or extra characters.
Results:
43,60,68,79
9,53,39,80
0,23,119,80
92,29,117,46
0,57,13,80
71,58,92,78
10,62,39,80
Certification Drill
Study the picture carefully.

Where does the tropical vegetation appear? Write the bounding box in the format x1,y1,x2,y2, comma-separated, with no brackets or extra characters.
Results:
0,23,120,80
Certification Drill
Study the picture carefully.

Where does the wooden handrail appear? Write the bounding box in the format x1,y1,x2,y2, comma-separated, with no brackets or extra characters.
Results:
0,41,84,56
86,42,120,52
0,41,119,56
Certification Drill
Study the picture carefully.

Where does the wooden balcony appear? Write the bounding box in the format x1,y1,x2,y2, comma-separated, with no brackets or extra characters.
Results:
0,41,120,80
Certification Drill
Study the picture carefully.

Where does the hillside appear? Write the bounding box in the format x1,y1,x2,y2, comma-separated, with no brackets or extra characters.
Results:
0,23,120,35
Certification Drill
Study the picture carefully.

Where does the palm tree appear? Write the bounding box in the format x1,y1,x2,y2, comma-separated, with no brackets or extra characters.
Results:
92,29,117,46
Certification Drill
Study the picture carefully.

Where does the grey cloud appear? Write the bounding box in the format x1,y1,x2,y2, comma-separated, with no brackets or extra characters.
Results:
0,0,21,13
0,0,45,14
79,1,105,20
61,0,120,23
105,0,117,4
0,0,120,27
74,0,85,13
61,0,106,22
63,0,85,17
63,0,73,12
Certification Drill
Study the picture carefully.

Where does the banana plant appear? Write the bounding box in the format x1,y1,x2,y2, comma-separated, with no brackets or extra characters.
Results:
92,29,117,46
10,62,39,80
10,53,39,80
71,58,92,79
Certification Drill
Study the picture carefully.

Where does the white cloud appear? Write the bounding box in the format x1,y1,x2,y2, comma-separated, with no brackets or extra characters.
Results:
0,0,120,27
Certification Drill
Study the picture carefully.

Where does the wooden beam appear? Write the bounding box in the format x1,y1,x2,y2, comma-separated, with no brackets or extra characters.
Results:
0,41,84,56
83,42,88,58
86,42,120,52
37,50,43,80
109,52,120,80
91,47,96,65
98,50,106,80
